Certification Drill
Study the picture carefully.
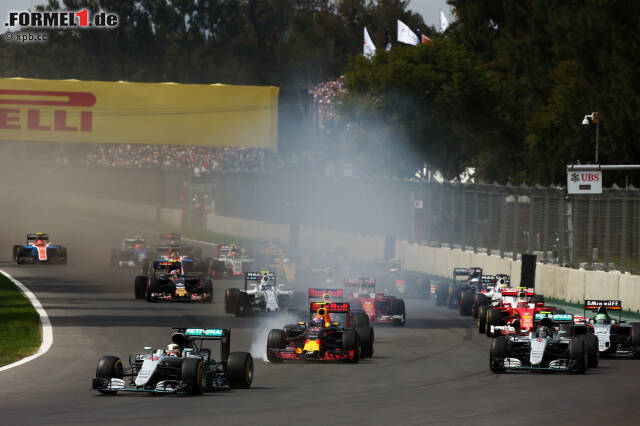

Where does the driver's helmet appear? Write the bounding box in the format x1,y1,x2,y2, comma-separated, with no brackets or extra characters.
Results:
595,313,608,322
135,244,143,250
517,292,528,305
312,316,324,327
165,343,181,357
169,268,180,276
537,327,549,338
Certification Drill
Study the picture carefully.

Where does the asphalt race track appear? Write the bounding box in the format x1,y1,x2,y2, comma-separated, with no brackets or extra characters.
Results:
1,194,640,426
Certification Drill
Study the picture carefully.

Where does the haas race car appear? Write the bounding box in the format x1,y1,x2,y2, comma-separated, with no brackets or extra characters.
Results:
224,271,294,316
267,301,374,362
134,257,213,303
13,233,67,264
110,237,150,268
582,299,640,357
209,244,254,278
92,327,253,395
489,312,596,373
344,278,406,327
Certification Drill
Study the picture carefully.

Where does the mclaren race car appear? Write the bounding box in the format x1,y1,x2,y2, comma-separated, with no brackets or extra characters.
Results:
134,257,213,302
489,313,594,373
110,237,150,268
584,300,640,357
224,271,294,316
13,233,67,264
344,278,406,327
91,327,253,395
267,301,374,362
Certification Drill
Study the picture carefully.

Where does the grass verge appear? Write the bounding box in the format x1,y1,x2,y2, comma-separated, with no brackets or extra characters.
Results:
0,273,41,367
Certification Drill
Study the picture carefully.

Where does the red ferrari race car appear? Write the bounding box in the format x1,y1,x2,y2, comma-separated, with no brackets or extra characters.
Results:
266,301,374,362
344,278,406,327
481,288,554,337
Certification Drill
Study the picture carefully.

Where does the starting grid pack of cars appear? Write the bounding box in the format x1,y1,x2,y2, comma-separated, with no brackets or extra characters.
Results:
13,232,640,394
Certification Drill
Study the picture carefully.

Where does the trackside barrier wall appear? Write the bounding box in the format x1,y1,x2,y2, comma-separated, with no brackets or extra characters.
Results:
42,192,640,313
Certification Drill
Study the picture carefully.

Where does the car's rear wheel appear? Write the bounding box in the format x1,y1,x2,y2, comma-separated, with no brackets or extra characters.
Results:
585,333,599,368
486,308,502,337
352,311,370,328
225,288,240,314
357,326,374,358
146,278,160,302
227,352,254,389
134,276,147,300
235,292,249,317
447,284,459,309
391,298,406,326
181,358,205,395
202,279,213,303
341,330,360,363
459,290,473,316
267,329,286,363
477,305,488,334
569,338,587,374
96,355,123,395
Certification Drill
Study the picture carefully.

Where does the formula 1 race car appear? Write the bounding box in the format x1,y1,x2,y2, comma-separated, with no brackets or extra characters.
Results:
489,313,592,373
110,237,150,268
224,271,294,316
156,233,203,259
344,278,406,327
209,244,254,278
481,288,552,337
91,327,253,395
134,257,213,303
266,301,374,362
434,267,482,308
584,300,640,357
13,233,67,264
468,274,511,319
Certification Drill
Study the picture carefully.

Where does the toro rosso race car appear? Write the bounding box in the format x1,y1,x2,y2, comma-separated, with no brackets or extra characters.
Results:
583,300,640,357
110,237,150,268
224,271,294,316
267,301,374,362
209,244,254,278
92,327,253,395
134,257,213,303
13,233,67,264
344,278,406,327
489,312,595,373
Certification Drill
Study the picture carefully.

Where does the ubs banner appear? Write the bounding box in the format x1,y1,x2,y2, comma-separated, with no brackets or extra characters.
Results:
0,78,279,149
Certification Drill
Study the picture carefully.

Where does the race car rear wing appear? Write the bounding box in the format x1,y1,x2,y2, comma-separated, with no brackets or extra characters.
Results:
159,233,181,241
584,299,622,321
500,287,535,296
481,275,497,284
344,278,375,288
534,312,574,323
174,327,231,361
309,302,351,327
453,268,469,278
27,233,48,242
245,271,276,290
308,288,343,302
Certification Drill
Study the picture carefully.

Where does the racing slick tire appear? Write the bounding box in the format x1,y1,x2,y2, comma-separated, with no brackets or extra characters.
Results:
341,330,361,363
96,355,124,395
585,333,599,368
12,245,22,263
447,284,459,309
489,336,508,373
486,308,502,337
146,278,160,302
181,357,205,395
202,279,213,303
477,305,488,334
227,352,254,389
569,338,587,374
235,292,250,317
631,323,640,357
459,290,473,316
225,288,240,314
472,294,488,319
134,276,147,300
352,311,370,328
533,294,544,305
357,326,374,358
267,329,286,363
435,283,448,306
391,298,406,326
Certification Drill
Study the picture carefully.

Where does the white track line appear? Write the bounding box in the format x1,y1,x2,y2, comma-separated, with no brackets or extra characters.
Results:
0,269,53,372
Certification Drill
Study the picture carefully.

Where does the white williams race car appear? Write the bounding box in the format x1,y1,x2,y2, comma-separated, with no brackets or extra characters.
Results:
224,271,294,317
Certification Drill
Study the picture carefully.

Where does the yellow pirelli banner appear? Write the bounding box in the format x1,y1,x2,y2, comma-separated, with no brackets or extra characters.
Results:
0,78,279,149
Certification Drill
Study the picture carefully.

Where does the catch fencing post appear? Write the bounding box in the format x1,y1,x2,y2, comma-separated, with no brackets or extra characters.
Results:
587,198,594,267
449,186,455,249
512,193,519,260
620,196,628,272
461,189,467,251
528,192,534,254
558,196,565,265
604,197,611,268
473,191,479,253
487,192,493,256
499,193,506,258
542,194,550,263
